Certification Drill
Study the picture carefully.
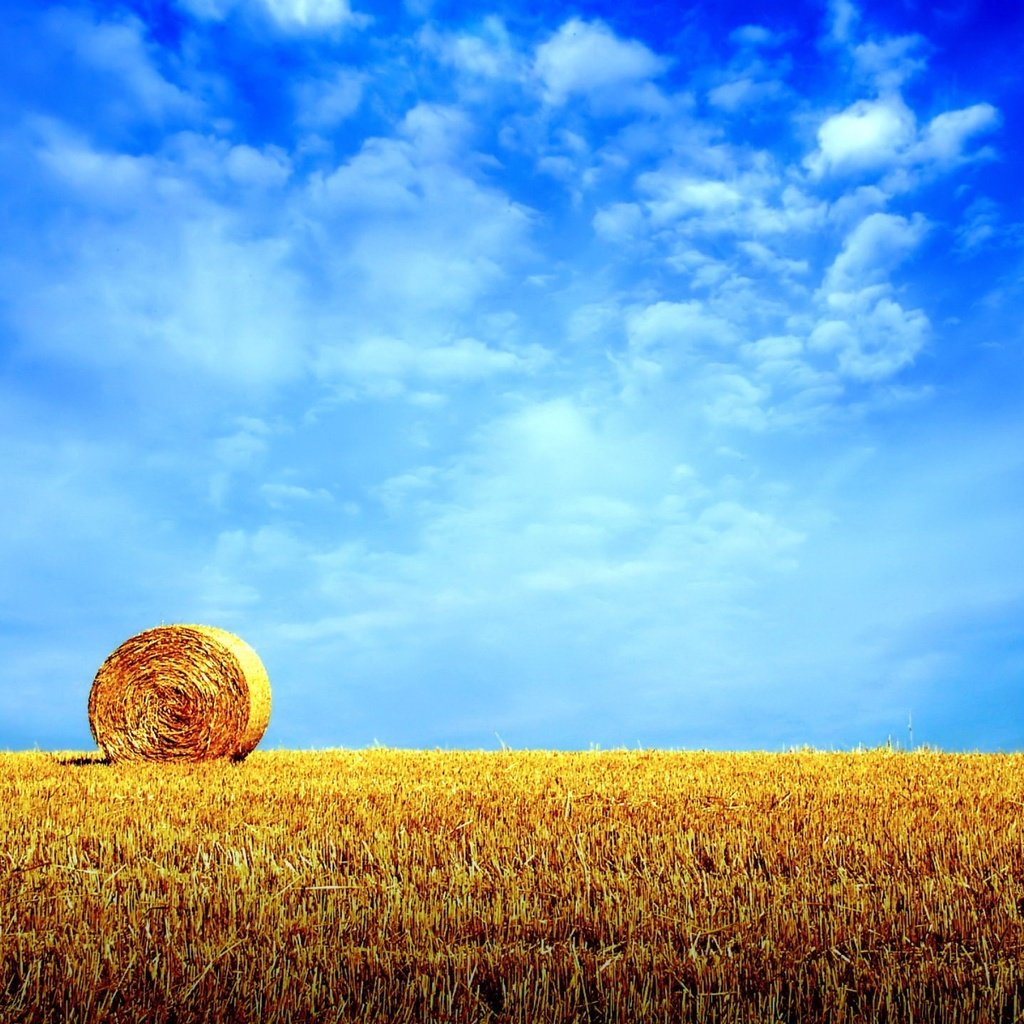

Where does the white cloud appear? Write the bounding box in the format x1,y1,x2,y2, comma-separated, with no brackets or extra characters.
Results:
730,24,786,49
805,95,916,178
738,240,809,277
10,154,308,392
316,336,548,397
310,104,476,210
144,229,307,386
632,159,826,240
373,468,439,515
806,95,1000,183
809,210,931,381
826,184,889,227
567,302,623,345
692,501,803,568
294,68,365,128
310,136,420,212
397,102,473,161
263,0,359,28
351,396,806,624
912,104,1000,165
742,335,804,366
199,526,313,615
809,296,929,379
592,201,645,242
305,103,535,322
708,77,784,112
215,418,273,468
823,211,929,294
627,301,738,354
852,34,927,91
176,0,234,16
261,482,333,508
534,18,668,111
955,198,1001,253
181,0,368,30
537,155,576,181
638,173,744,223
209,418,276,506
35,128,292,203
0,427,206,663
418,17,522,82
33,121,155,206
826,0,860,45
701,373,769,431
224,143,292,187
47,8,200,120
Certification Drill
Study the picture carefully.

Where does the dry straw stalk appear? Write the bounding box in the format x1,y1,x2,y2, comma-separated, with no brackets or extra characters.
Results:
88,624,271,763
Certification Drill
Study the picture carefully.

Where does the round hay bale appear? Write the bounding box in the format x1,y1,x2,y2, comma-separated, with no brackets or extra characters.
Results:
88,624,272,763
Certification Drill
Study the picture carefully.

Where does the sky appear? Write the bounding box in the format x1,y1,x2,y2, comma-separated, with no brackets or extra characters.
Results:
1,0,1023,753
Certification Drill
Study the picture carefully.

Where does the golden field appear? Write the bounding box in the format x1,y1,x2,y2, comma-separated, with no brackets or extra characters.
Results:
2,748,1024,1023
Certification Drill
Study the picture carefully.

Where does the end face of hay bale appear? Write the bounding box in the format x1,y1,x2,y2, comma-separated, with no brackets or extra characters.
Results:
88,625,272,764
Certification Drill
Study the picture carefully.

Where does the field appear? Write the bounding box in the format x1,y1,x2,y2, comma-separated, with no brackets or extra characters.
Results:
2,748,1024,1023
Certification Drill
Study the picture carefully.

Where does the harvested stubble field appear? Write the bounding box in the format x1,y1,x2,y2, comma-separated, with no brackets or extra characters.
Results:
2,749,1024,1024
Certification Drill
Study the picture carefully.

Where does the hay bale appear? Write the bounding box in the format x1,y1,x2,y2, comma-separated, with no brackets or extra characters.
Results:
88,624,272,763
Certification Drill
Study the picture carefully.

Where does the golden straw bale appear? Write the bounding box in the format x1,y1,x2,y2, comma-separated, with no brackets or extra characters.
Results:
87,624,272,763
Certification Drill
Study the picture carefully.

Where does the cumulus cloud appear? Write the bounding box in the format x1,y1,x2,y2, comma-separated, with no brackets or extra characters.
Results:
294,68,365,128
627,301,738,355
912,103,1000,164
38,7,201,129
263,0,359,28
533,18,669,111
418,16,522,83
33,122,155,205
852,34,928,91
738,240,809,277
61,13,182,108
223,143,292,187
804,211,932,379
397,103,474,161
805,95,916,178
179,0,368,30
634,165,826,241
822,211,929,294
310,137,420,212
701,373,769,430
310,104,474,210
637,173,745,223
592,201,645,242
806,95,1000,182
955,198,1001,253
707,77,784,112
809,296,929,379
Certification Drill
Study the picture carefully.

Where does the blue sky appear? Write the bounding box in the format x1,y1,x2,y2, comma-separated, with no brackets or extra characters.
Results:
2,0,1023,752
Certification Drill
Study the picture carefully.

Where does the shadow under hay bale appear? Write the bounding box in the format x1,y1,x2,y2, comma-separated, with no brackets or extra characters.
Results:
87,624,272,764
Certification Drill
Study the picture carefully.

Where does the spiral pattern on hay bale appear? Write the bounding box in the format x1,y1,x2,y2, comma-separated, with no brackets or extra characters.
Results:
88,625,272,763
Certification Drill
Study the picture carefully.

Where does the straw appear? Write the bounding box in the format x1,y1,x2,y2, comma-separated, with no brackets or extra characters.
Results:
87,625,271,763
